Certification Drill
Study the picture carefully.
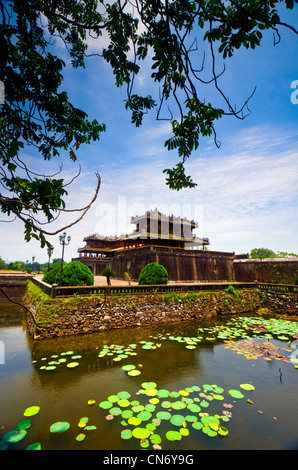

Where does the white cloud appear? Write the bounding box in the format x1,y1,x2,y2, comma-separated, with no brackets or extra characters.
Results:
1,122,297,263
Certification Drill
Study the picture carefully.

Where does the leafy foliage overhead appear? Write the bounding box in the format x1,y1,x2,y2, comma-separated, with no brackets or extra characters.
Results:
0,0,297,244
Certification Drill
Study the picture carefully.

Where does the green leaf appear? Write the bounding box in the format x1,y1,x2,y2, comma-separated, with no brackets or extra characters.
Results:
50,422,70,433
24,406,40,417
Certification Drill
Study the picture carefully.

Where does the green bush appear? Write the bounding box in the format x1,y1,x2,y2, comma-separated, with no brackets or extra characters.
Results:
138,262,168,285
58,261,94,286
42,261,64,284
225,285,235,294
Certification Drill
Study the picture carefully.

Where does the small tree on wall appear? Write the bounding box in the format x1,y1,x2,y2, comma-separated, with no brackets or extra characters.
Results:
138,263,168,285
100,268,116,286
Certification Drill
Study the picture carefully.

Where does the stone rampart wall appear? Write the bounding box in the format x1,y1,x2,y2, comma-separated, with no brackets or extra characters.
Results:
234,259,298,284
25,288,263,340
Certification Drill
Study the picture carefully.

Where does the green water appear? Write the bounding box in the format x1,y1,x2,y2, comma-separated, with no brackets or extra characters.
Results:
0,304,297,451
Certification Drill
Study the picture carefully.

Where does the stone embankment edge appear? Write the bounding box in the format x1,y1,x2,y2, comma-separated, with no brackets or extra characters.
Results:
24,282,265,340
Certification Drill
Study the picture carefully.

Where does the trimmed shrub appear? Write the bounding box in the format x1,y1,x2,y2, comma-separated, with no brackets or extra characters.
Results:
138,262,168,285
42,261,65,285
58,261,94,286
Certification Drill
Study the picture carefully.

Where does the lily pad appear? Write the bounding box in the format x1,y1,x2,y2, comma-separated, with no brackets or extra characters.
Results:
50,422,70,433
144,389,158,397
24,406,40,417
99,400,113,409
178,390,189,396
187,403,201,413
192,421,203,430
127,369,141,376
16,419,31,431
121,364,136,371
140,439,150,448
3,429,27,443
76,433,86,441
170,414,186,427
132,427,151,439
118,399,131,407
66,362,79,368
171,401,186,410
121,409,133,419
202,426,217,437
185,415,198,423
161,401,172,409
108,394,119,403
26,442,41,450
78,417,89,427
218,426,229,436
149,398,159,405
201,416,220,426
166,430,182,441
109,407,123,416
209,422,219,432
121,429,132,440
117,391,131,400
141,382,157,390
200,400,209,408
137,410,152,421
228,389,244,399
128,417,142,426
240,384,255,391
212,394,224,400
157,389,170,398
156,411,172,420
150,434,162,444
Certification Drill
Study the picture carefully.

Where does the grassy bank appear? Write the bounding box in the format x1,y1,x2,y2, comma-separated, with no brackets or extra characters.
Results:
23,281,264,340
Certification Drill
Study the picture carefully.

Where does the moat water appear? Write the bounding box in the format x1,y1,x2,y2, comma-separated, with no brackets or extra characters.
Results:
0,303,297,451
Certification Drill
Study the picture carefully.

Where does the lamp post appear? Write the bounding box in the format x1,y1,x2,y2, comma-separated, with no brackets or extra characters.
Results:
47,245,54,269
59,232,71,286
32,255,35,273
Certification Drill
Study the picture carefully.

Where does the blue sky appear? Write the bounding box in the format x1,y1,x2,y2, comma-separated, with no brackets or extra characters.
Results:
1,4,298,264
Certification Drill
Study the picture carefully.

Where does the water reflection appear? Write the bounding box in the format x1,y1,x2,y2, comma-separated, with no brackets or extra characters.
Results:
30,323,207,391
1,309,298,450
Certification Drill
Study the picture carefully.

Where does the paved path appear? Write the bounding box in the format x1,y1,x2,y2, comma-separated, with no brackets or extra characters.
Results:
34,274,199,286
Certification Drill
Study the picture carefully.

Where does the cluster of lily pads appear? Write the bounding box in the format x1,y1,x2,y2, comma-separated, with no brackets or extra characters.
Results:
0,381,254,450
4,314,296,450
0,406,41,450
33,350,82,371
32,316,298,374
98,381,255,448
0,403,100,450
224,338,293,363
98,343,138,361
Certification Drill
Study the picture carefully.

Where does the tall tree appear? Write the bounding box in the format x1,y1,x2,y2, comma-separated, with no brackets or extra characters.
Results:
1,0,297,245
